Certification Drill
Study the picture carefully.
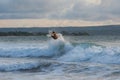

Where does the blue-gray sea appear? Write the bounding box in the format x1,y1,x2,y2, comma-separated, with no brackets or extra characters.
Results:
0,35,120,80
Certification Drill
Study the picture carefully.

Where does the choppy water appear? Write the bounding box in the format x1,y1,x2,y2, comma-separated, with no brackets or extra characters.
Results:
0,35,120,80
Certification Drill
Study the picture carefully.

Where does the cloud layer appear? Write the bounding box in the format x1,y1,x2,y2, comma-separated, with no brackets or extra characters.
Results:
0,0,120,21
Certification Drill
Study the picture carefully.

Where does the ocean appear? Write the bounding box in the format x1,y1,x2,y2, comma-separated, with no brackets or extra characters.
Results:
0,35,120,80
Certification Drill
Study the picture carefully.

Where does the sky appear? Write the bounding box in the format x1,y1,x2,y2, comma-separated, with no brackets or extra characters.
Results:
0,0,120,27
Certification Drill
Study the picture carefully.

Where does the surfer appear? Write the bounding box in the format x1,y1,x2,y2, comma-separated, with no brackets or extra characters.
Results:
51,31,59,40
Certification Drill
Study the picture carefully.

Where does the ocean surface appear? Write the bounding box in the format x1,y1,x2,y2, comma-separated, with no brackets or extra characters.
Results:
0,35,120,80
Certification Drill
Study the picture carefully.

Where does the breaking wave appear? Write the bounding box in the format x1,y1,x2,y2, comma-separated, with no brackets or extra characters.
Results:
0,34,120,71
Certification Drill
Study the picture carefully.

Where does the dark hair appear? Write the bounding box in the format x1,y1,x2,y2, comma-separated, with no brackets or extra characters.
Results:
52,31,55,33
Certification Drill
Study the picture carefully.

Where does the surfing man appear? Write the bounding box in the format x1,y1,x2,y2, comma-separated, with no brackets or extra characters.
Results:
51,31,59,40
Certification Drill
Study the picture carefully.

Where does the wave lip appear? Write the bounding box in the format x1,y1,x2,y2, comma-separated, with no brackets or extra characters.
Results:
59,44,120,64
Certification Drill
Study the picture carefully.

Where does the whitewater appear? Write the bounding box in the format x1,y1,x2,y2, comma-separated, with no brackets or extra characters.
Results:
0,35,120,80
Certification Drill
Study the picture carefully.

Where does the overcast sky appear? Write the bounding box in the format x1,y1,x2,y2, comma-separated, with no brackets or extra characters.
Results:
0,0,120,27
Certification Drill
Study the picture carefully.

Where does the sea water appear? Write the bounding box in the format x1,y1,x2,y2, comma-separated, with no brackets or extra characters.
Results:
0,35,120,80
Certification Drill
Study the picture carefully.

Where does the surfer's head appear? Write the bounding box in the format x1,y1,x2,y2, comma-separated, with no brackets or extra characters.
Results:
52,31,55,33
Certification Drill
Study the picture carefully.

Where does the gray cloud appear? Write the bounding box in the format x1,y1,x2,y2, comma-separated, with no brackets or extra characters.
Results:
0,0,120,21
63,0,120,21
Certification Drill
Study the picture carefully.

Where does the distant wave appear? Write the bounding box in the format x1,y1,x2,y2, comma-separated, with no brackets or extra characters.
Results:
0,59,40,71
